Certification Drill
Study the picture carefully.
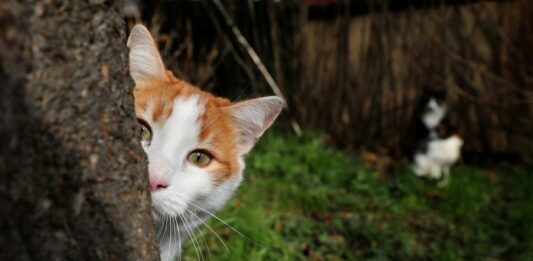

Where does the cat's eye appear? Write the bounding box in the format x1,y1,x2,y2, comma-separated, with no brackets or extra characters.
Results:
137,119,152,143
187,150,212,167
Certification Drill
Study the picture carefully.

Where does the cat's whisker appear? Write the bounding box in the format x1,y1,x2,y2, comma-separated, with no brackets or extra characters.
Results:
160,215,168,246
159,216,171,260
179,214,202,261
185,210,213,261
200,228,213,261
177,215,193,258
156,217,164,239
167,216,173,261
171,217,183,261
176,217,182,261
187,209,230,254
186,213,206,261
187,202,264,248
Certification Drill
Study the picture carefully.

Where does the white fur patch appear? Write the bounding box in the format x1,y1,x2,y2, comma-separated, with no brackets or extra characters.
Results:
422,98,447,130
413,135,463,180
140,95,245,261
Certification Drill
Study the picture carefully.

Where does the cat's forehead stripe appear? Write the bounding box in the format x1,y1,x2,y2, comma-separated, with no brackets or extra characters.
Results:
151,99,172,122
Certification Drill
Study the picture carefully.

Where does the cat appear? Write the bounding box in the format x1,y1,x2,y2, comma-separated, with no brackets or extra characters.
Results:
412,89,463,186
127,24,284,261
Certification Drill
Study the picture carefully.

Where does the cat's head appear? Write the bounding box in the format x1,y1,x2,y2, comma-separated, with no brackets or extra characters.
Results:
421,87,447,109
127,25,283,220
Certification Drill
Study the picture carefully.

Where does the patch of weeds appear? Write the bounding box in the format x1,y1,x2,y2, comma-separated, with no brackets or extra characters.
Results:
182,132,533,261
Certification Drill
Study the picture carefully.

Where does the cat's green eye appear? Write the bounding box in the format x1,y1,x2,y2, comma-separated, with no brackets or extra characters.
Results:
137,119,152,142
187,150,212,167
141,125,151,141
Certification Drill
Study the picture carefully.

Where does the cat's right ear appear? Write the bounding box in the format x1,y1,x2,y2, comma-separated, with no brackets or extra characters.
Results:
127,24,169,85
227,96,284,155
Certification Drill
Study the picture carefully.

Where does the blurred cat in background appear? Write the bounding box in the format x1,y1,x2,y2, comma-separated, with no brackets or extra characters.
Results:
413,88,463,186
127,24,283,261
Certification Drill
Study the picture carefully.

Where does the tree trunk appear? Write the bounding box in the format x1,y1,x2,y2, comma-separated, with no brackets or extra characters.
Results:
0,1,158,260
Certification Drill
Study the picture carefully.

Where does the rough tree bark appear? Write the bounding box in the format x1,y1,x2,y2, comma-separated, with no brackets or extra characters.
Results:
0,1,158,260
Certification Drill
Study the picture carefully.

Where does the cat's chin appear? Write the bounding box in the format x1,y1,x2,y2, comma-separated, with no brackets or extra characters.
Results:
152,207,182,221
151,204,180,222
152,205,210,221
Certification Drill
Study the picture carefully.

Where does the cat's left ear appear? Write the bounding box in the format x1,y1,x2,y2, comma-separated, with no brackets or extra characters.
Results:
228,96,284,155
127,24,169,85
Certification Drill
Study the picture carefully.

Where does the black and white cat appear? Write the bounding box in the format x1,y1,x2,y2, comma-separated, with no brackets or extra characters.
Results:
413,89,463,186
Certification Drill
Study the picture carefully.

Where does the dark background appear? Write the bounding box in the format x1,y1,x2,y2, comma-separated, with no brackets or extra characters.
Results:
133,0,532,161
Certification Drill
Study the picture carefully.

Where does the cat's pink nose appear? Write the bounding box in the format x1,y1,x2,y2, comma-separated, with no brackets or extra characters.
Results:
149,176,169,192
148,158,172,192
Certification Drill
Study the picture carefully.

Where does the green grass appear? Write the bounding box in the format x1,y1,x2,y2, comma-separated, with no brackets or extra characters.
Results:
183,132,533,261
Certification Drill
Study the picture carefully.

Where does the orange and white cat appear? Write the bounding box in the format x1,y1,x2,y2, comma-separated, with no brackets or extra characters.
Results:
127,24,283,260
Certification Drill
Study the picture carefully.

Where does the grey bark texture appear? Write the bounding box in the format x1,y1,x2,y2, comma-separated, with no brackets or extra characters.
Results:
0,0,159,260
